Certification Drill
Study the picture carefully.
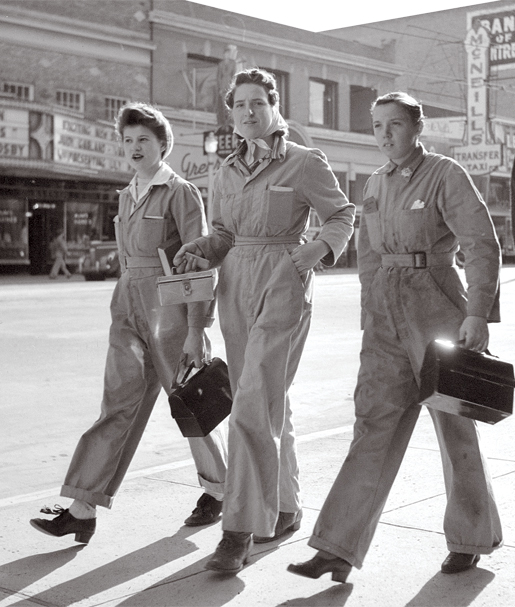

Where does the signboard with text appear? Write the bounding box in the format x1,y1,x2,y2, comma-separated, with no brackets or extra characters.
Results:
453,143,502,175
54,115,131,174
0,108,29,158
469,5,515,70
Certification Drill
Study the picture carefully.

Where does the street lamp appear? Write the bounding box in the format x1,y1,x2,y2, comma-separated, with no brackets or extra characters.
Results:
204,131,218,229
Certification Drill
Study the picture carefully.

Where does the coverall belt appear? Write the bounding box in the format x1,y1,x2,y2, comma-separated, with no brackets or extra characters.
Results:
381,252,455,269
124,256,162,268
234,235,302,246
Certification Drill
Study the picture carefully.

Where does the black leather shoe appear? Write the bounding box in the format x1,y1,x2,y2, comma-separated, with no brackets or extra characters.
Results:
287,552,352,583
205,531,253,573
441,552,480,574
254,510,302,543
184,494,222,526
30,505,96,544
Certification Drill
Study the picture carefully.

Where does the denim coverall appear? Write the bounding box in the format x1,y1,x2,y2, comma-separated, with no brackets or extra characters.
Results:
309,145,502,568
61,164,227,508
194,137,355,537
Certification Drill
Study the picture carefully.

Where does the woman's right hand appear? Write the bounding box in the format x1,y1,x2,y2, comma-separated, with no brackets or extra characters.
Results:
173,242,203,274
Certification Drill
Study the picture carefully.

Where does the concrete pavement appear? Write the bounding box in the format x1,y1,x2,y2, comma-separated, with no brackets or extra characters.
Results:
0,410,514,606
1,270,514,606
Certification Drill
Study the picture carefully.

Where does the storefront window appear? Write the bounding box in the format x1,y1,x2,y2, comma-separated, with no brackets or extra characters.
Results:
0,197,29,265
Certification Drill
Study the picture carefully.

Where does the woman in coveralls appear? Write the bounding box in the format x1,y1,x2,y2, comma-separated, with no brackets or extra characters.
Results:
174,68,355,574
288,92,503,584
30,103,227,543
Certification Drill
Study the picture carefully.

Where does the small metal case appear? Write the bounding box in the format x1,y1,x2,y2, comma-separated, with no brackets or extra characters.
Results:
419,339,514,424
157,269,215,306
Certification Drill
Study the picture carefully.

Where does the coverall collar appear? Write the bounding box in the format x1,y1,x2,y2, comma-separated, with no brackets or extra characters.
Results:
377,143,426,181
128,162,174,202
224,133,287,176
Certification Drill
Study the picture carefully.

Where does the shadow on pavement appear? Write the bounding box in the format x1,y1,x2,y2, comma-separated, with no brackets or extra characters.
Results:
405,567,495,607
0,544,85,598
277,582,353,606
5,529,200,607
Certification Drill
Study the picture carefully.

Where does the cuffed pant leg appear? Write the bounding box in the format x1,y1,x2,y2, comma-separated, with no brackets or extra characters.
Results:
189,423,228,496
431,410,503,554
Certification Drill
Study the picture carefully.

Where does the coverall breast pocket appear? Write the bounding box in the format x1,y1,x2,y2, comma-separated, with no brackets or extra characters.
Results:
138,217,166,250
266,187,294,230
398,208,435,251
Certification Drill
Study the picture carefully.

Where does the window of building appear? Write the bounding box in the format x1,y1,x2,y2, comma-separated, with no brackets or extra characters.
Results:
350,85,377,135
309,78,337,129
260,68,289,119
2,81,34,101
105,96,128,122
185,54,219,113
56,89,84,112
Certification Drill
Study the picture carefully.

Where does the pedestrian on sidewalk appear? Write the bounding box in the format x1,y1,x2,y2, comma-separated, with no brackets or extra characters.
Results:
30,102,227,544
174,68,355,574
48,230,72,279
288,91,503,584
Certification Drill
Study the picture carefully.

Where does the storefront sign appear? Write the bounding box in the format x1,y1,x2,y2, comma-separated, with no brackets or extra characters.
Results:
453,143,502,175
469,5,515,69
422,118,465,142
464,17,490,147
54,115,131,173
0,108,29,158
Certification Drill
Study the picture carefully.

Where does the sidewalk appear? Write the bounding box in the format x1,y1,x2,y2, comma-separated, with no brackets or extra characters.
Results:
0,410,514,607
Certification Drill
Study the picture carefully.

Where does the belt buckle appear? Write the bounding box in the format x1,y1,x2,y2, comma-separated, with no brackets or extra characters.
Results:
413,252,427,269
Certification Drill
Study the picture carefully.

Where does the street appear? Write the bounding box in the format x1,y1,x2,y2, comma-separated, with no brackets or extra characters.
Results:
1,268,514,503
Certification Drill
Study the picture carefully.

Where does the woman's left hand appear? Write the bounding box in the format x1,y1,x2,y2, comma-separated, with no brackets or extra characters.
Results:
290,240,330,274
458,316,489,352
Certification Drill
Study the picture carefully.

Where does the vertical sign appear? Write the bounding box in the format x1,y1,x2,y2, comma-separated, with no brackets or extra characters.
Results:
464,18,490,147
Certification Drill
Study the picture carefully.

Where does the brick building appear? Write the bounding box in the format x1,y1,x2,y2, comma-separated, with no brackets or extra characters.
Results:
2,1,513,273
327,0,515,259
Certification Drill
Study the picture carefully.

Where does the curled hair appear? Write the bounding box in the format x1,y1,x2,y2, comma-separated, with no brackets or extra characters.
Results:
225,68,280,109
371,92,425,126
115,102,173,158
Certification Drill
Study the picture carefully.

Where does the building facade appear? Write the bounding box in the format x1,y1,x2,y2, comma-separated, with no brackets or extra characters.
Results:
327,0,515,260
2,1,513,273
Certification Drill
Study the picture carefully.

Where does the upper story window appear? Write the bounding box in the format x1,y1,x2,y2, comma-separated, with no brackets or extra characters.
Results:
185,54,219,113
350,85,377,135
309,78,337,129
56,89,84,113
260,68,289,119
2,81,34,101
105,96,128,122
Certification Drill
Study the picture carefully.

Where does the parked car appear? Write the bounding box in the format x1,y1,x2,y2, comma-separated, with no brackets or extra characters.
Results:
79,240,120,281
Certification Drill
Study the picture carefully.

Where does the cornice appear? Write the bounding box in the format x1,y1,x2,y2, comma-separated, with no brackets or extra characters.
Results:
149,10,403,78
0,5,154,66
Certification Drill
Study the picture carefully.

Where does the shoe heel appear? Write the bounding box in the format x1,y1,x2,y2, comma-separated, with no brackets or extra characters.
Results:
75,531,93,544
290,520,301,532
331,569,350,583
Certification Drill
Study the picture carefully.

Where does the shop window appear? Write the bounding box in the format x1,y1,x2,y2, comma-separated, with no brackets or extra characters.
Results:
350,85,376,135
185,54,219,113
260,68,289,118
309,78,337,129
488,176,510,208
56,89,84,113
2,81,34,101
105,97,128,122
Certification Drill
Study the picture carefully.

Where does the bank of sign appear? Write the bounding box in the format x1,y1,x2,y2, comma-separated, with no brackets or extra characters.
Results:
471,5,515,69
453,143,502,175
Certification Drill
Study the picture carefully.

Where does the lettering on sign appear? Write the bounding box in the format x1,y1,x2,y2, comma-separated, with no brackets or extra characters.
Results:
453,144,502,175
0,108,29,158
54,115,131,173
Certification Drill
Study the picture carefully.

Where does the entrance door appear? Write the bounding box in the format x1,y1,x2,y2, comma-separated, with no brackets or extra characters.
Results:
28,202,62,274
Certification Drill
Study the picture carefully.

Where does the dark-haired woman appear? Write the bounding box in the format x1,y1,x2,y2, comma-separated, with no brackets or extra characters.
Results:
174,68,355,573
30,102,227,543
288,92,503,584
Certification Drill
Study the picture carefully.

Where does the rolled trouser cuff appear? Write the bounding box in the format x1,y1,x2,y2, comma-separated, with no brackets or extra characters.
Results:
61,485,114,509
197,473,224,497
